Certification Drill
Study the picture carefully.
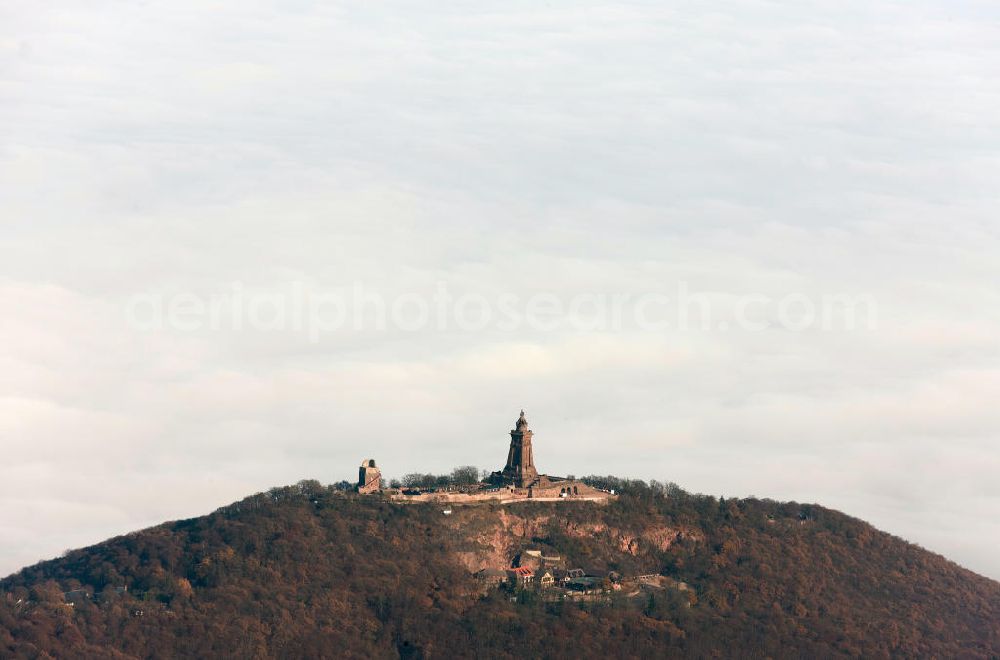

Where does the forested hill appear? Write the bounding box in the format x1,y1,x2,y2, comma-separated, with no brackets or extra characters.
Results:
2,479,998,658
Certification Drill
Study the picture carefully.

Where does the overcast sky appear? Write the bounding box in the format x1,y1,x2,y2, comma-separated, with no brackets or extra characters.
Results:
2,0,999,580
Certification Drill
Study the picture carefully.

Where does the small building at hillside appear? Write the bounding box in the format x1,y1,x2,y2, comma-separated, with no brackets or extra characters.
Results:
565,577,603,594
553,568,586,585
507,566,535,587
538,569,556,588
475,568,508,587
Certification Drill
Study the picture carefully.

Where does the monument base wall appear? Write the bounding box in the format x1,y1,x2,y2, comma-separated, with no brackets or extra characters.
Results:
388,478,614,505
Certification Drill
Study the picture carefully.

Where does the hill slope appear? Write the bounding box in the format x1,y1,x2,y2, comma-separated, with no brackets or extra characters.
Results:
2,479,998,658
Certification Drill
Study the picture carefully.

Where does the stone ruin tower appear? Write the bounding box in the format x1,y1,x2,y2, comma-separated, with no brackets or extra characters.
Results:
500,410,539,487
357,459,381,494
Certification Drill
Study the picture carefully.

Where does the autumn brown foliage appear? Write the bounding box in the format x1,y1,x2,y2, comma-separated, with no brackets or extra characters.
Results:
1,479,998,658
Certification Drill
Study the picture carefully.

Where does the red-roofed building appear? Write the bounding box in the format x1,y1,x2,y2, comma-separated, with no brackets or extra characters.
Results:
507,566,535,587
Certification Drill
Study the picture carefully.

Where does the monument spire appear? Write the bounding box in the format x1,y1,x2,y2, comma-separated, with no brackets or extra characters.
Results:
501,409,538,487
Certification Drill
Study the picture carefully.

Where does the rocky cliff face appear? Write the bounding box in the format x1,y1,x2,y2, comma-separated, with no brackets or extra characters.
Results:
447,502,706,574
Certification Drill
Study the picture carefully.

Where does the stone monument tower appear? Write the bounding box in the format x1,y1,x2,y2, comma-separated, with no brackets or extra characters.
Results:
500,410,539,487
